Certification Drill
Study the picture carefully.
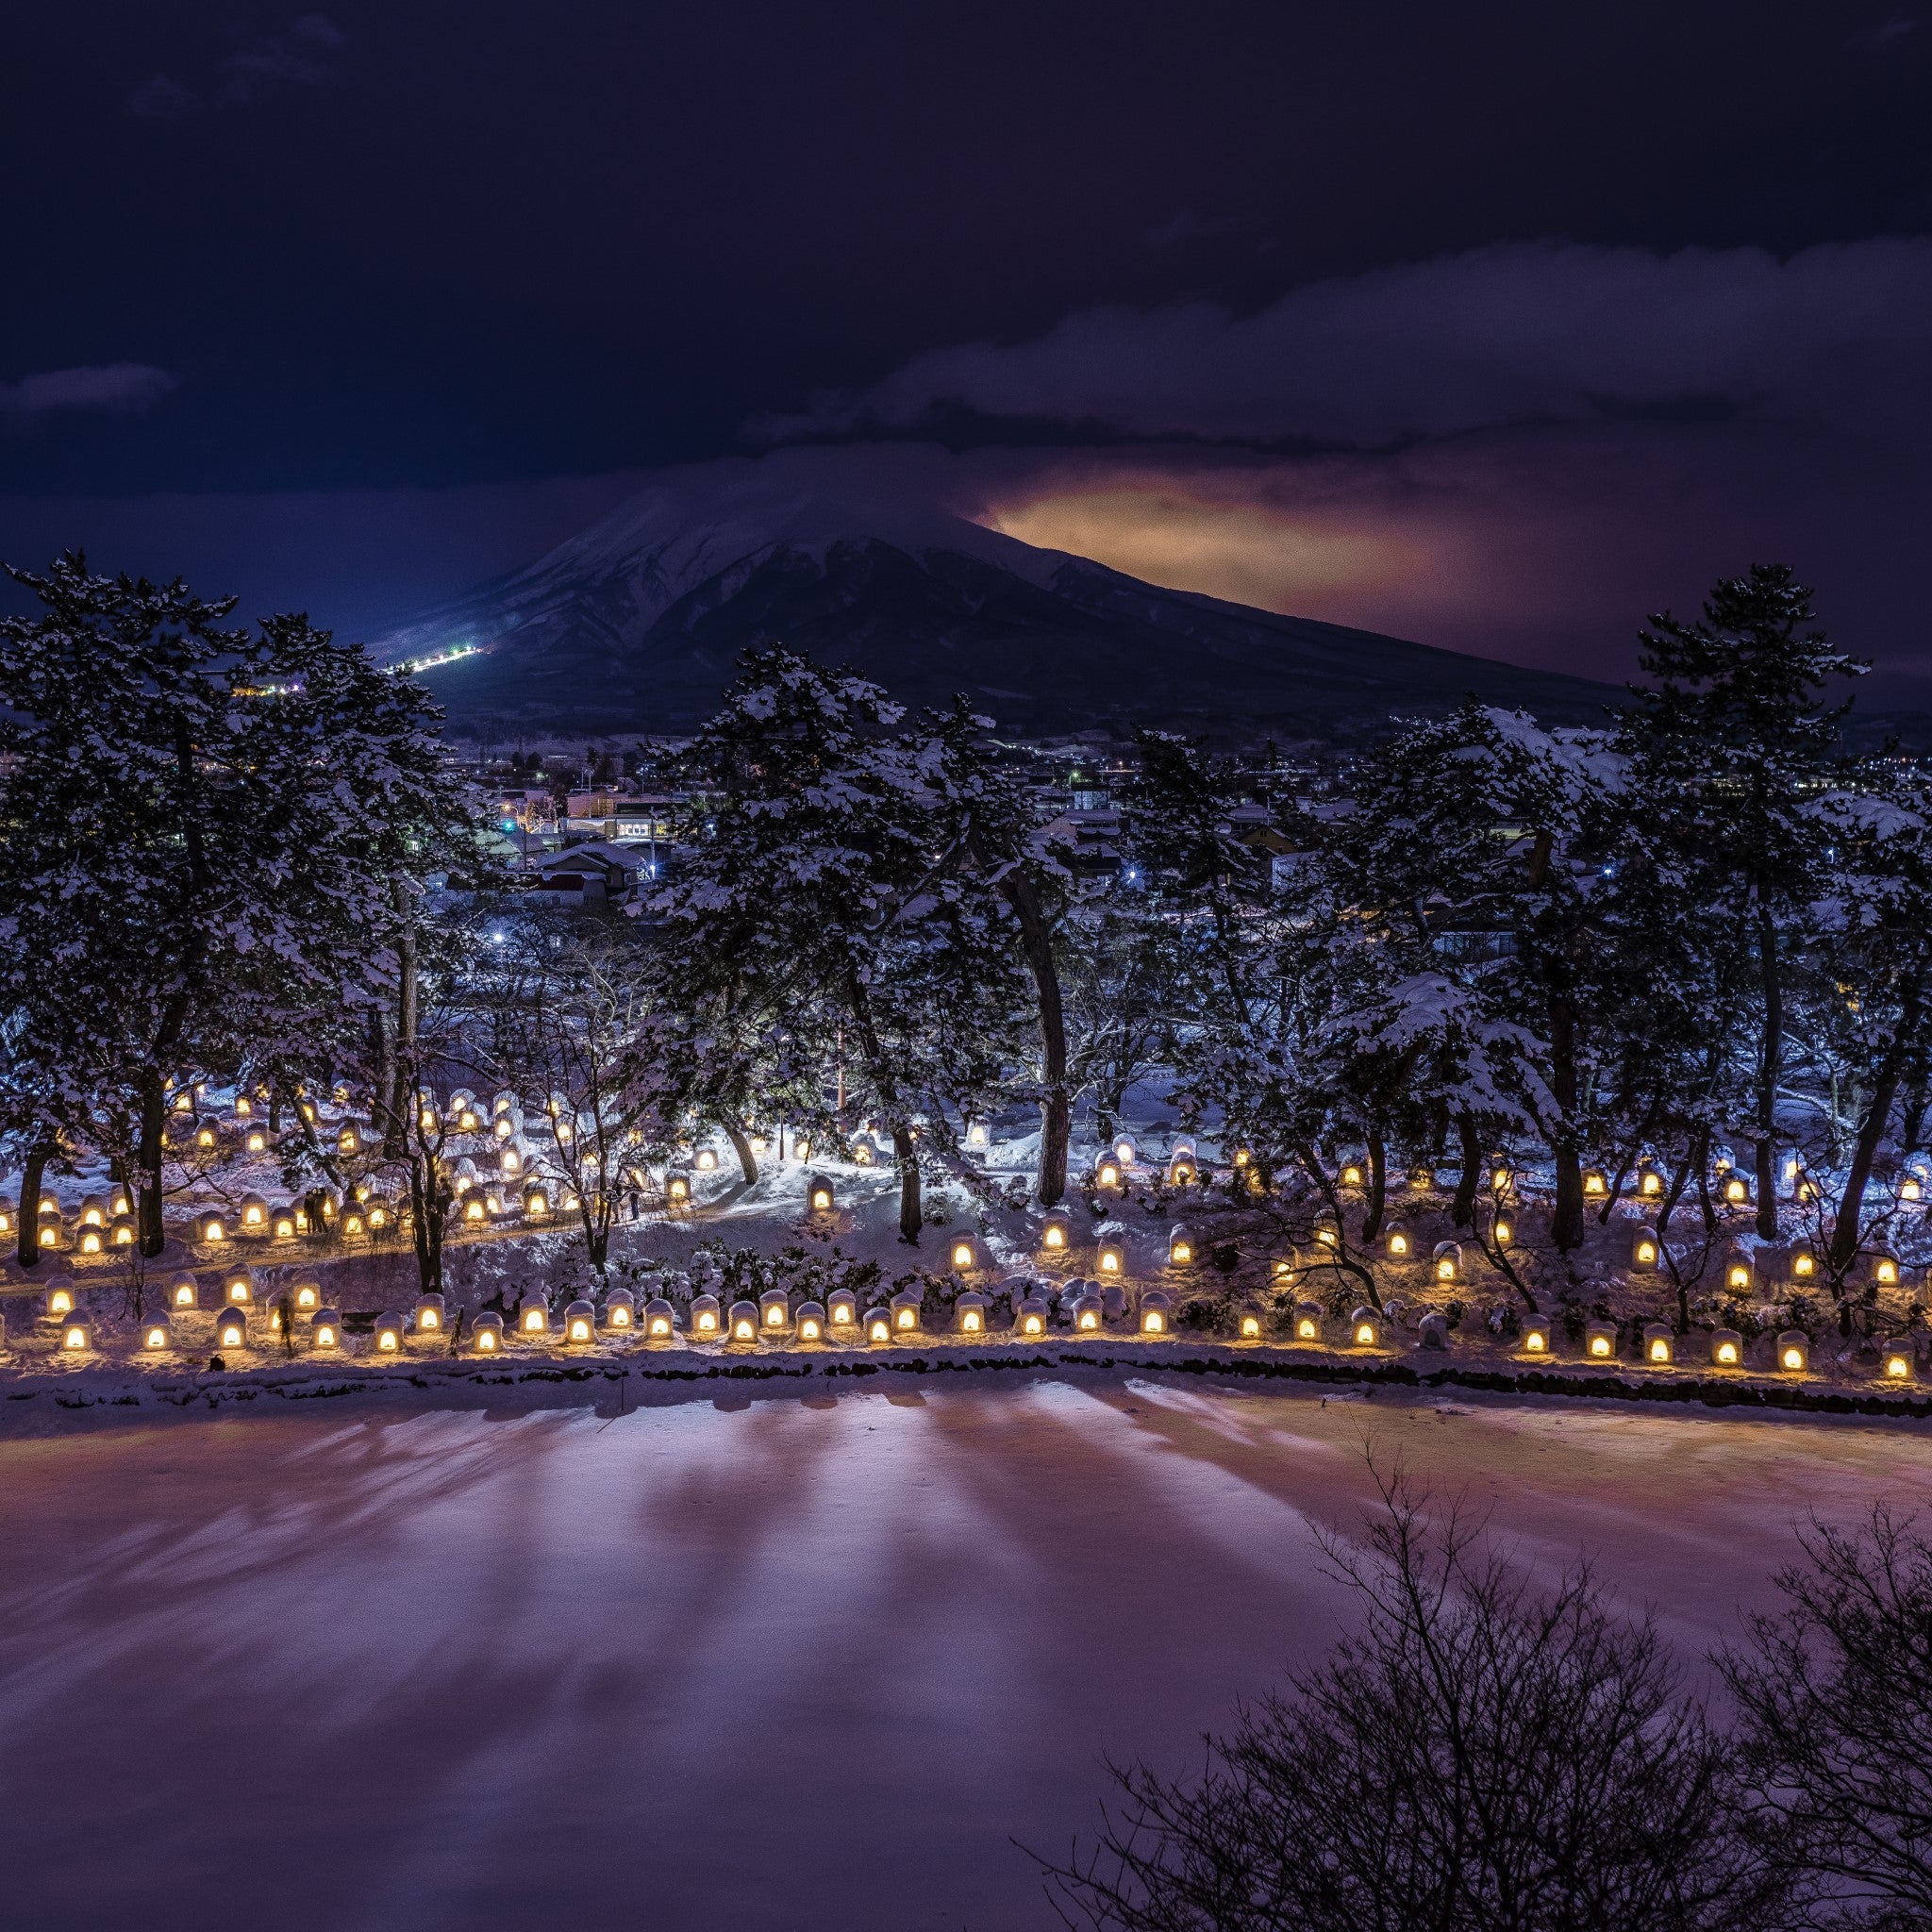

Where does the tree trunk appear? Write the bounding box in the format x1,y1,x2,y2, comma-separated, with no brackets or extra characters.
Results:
1548,996,1584,1252
383,884,417,1158
1755,896,1783,1241
1452,1114,1481,1228
16,1141,49,1268
893,1124,922,1242
1362,1125,1388,1242
1831,989,1919,1273
994,865,1070,1208
724,1121,758,1188
137,1065,170,1257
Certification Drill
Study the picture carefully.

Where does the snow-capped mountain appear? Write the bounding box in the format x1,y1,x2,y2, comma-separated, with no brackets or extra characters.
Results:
370,458,1617,741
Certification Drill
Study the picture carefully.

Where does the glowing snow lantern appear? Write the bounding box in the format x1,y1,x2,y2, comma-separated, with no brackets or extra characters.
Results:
1168,1154,1196,1187
1585,1320,1618,1360
234,1094,252,1118
1885,1348,1913,1381
166,1270,199,1311
286,1274,320,1317
1112,1133,1137,1167
1642,1322,1675,1366
78,1226,103,1256
337,1122,361,1156
195,1125,217,1151
1631,1232,1659,1272
1096,1236,1125,1276
1724,1253,1753,1292
1582,1169,1607,1198
43,1276,77,1319
194,1210,226,1243
728,1300,758,1343
222,1267,254,1307
1790,1244,1817,1282
828,1288,858,1329
1387,1229,1410,1259
374,1312,405,1354
1040,1209,1072,1256
966,1122,990,1152
1072,1292,1103,1333
603,1289,636,1332
524,1184,549,1218
1239,1311,1262,1341
1341,1161,1364,1187
171,1088,192,1114
36,1213,61,1250
1639,1168,1663,1198
1906,1176,1924,1203
1350,1307,1383,1349
142,1315,172,1351
891,1290,923,1335
1409,1166,1435,1191
666,1173,691,1206
468,1312,503,1354
60,1315,92,1352
643,1297,675,1340
411,1292,445,1336
759,1289,791,1332
1776,1330,1809,1374
1168,1224,1195,1268
238,1192,268,1232
956,1291,988,1335
519,1293,550,1338
562,1301,596,1345
273,1207,298,1239
78,1194,106,1228
341,1207,369,1238
1272,1257,1297,1282
852,1140,874,1166
1519,1313,1554,1356
949,1235,983,1273
864,1307,892,1343
492,1114,514,1142
1017,1295,1048,1338
795,1300,826,1342
808,1176,834,1214
695,1147,718,1173
1710,1327,1743,1368
215,1307,247,1352
1724,1174,1750,1206
1874,1253,1901,1286
1095,1158,1121,1190
498,1146,522,1177
1433,1241,1460,1282
1491,1164,1513,1193
1140,1290,1172,1336
1492,1218,1513,1247
690,1293,721,1337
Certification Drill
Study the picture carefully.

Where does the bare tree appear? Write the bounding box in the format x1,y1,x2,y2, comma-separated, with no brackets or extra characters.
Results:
1724,1506,1932,1929
1040,1465,1788,1932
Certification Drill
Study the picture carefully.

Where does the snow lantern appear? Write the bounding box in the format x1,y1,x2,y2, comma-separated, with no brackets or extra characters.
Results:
523,1183,549,1218
693,1146,718,1174
808,1175,835,1214
497,1144,522,1178
1432,1241,1460,1283
795,1300,826,1342
1519,1313,1554,1357
1386,1227,1410,1260
1642,1322,1675,1366
59,1314,93,1353
948,1234,984,1274
1419,1311,1451,1351
1584,1320,1618,1361
603,1289,637,1332
238,1192,269,1233
1272,1257,1298,1284
109,1214,135,1248
1905,1175,1925,1204
518,1291,550,1338
863,1306,892,1344
1140,1290,1172,1337
1631,1231,1660,1272
1168,1224,1195,1268
467,1312,503,1355
141,1315,172,1352
643,1297,675,1340
1723,1174,1751,1207
193,1209,227,1243
491,1088,516,1118
1638,1166,1664,1199
1094,1157,1123,1190
562,1300,596,1345
1872,1251,1902,1287
272,1205,299,1240
42,1276,77,1320
1112,1133,1137,1166
76,1194,106,1229
1408,1166,1435,1191
76,1224,105,1257
727,1300,759,1343
1723,1250,1753,1293
690,1293,722,1337
1349,1307,1383,1349
222,1266,255,1307
827,1288,858,1329
1071,1292,1103,1333
955,1291,988,1335
759,1289,791,1332
462,1193,489,1224
965,1121,990,1153
1709,1327,1744,1368
890,1290,922,1336
1341,1160,1364,1187
1017,1295,1049,1338
1291,1301,1324,1343
1238,1310,1262,1341
373,1312,405,1355
163,1270,198,1312
336,1120,363,1156
1167,1151,1197,1187
290,1274,323,1316
214,1307,248,1352
414,1292,446,1336
1039,1208,1072,1257
1790,1242,1817,1283
35,1208,61,1249
665,1172,691,1206
194,1124,218,1151
1095,1235,1125,1277
1582,1168,1607,1198
1883,1347,1913,1382
1775,1330,1810,1374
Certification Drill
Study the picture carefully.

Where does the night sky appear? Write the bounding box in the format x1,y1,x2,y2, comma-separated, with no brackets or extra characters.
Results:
4,2,1930,691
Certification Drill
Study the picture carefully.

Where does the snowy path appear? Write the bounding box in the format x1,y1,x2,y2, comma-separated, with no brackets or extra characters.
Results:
3,1379,1930,1930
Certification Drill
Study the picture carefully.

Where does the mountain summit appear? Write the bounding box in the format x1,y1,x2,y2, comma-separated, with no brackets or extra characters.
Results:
370,462,1618,741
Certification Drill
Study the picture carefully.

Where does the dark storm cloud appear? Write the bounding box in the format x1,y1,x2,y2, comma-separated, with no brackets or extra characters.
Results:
0,364,179,420
126,13,346,120
768,240,1932,452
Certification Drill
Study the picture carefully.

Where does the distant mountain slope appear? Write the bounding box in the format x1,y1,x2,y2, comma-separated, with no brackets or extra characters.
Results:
370,470,1621,741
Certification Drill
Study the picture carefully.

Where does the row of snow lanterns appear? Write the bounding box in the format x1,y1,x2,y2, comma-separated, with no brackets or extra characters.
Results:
1510,1310,1913,1380
1093,1134,1205,1191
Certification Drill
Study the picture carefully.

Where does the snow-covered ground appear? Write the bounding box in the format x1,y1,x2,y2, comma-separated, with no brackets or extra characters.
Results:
2,1374,1928,1930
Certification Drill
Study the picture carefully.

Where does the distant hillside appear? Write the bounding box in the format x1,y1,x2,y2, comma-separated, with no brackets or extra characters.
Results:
370,470,1622,742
